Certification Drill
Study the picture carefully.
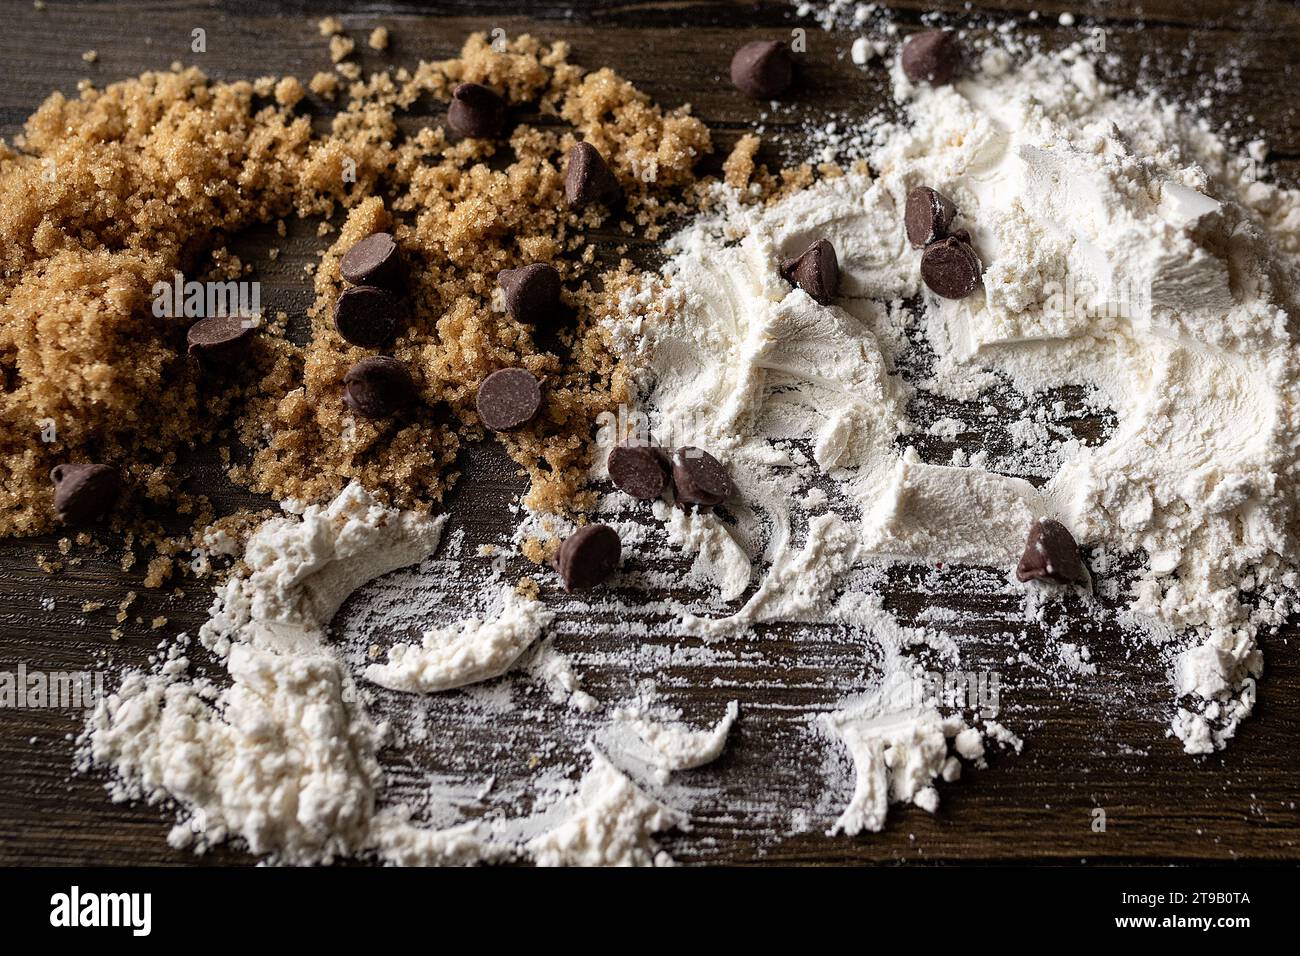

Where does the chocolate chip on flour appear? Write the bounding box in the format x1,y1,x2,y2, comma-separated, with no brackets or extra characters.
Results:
901,30,960,86
671,447,733,508
1016,518,1088,585
920,235,982,299
905,186,957,248
556,523,622,591
779,238,840,305
607,442,670,500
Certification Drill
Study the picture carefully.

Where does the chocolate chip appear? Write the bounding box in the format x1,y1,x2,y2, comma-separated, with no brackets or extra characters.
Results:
343,356,416,418
607,442,670,500
564,142,620,208
730,40,795,99
556,523,622,591
447,82,506,138
779,238,840,305
341,232,403,288
671,447,732,508
334,286,399,348
901,30,960,86
905,186,957,248
186,315,256,363
50,463,120,524
920,236,982,299
476,368,542,431
1016,518,1088,585
499,263,561,327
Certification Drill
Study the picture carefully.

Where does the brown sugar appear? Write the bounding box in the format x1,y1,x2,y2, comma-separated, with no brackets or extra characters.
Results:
0,32,712,569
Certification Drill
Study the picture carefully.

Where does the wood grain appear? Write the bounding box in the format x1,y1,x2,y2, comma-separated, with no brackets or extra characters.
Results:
1,0,1297,866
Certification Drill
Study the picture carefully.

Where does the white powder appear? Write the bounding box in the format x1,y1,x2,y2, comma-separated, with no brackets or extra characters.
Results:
364,587,553,693
617,700,739,780
614,39,1300,769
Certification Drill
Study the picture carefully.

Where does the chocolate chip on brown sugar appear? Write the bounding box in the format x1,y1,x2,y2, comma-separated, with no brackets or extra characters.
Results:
779,238,840,305
187,315,256,363
564,142,620,208
476,368,542,431
556,523,622,591
905,186,958,248
499,263,561,327
607,442,670,500
340,232,403,288
447,82,507,139
50,463,120,525
334,286,400,349
901,30,960,86
343,356,416,419
1016,518,1088,585
920,235,983,299
671,446,733,508
730,40,795,99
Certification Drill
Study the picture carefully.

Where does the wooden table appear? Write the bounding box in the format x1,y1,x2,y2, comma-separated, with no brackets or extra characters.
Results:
1,0,1297,866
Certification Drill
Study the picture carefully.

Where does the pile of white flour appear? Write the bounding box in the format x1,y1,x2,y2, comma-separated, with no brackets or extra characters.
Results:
79,36,1300,865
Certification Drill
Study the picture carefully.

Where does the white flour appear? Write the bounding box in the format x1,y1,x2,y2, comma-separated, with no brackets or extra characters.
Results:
80,34,1300,864
613,41,1300,764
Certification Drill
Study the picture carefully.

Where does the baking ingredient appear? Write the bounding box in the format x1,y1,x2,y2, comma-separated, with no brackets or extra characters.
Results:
919,235,983,299
365,587,554,693
50,464,120,525
499,263,562,327
476,368,542,431
557,523,622,591
564,142,621,207
779,238,841,304
333,286,400,348
900,30,959,85
339,232,402,288
1015,518,1087,585
343,356,417,418
446,82,507,138
607,443,670,500
730,40,796,99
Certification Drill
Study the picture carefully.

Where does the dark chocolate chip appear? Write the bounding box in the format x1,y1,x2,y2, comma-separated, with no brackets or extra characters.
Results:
730,40,795,99
905,186,957,248
607,442,670,500
499,263,561,326
564,142,620,208
340,232,403,288
343,356,416,418
901,30,960,86
1016,518,1088,585
334,286,399,348
187,315,256,363
447,82,506,138
556,523,622,591
671,447,733,507
920,236,982,299
476,368,542,431
779,238,840,305
50,463,120,525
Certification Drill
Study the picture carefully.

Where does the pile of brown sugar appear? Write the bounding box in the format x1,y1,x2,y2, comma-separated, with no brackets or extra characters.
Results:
0,30,712,581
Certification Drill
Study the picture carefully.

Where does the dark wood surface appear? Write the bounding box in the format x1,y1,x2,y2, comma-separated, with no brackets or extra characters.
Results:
1,0,1298,866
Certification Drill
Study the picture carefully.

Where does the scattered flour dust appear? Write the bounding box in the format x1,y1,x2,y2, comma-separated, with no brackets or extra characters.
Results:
82,33,1300,865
